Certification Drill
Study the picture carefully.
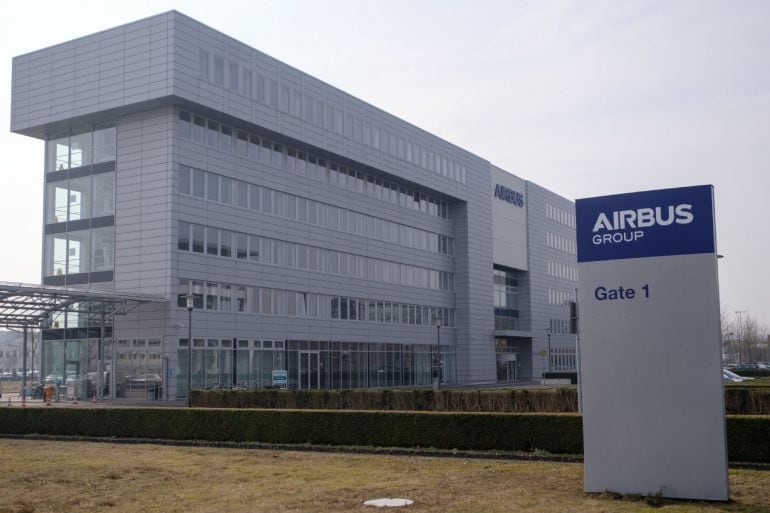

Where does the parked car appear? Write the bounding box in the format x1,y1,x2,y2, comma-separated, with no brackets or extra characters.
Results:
728,363,760,372
723,368,754,382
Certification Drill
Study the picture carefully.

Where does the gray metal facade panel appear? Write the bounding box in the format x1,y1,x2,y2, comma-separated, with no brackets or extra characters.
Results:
525,182,578,377
114,107,175,298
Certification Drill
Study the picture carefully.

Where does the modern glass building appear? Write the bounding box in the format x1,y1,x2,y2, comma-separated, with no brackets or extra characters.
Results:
10,11,577,400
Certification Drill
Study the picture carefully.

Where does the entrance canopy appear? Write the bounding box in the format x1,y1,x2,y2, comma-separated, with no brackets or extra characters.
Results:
0,281,166,329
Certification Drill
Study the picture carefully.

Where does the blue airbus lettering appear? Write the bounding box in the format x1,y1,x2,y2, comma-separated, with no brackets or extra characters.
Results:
494,184,524,207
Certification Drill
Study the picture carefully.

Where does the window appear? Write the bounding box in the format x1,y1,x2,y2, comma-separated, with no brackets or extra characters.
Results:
242,68,252,97
236,286,247,312
69,131,92,168
236,131,248,157
220,230,232,257
179,166,191,195
192,116,205,143
178,221,190,251
206,227,219,255
206,283,219,310
236,233,247,259
228,62,238,92
178,111,191,139
214,56,224,85
91,227,114,272
47,135,69,171
192,169,205,198
46,182,68,224
192,225,204,253
207,120,219,147
67,176,90,221
248,235,260,261
66,230,90,275
220,284,232,312
221,177,233,205
220,125,232,152
206,174,219,202
199,50,209,80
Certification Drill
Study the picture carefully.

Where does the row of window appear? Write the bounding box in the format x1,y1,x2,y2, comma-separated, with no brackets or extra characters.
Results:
546,231,577,256
549,318,573,335
46,126,116,172
178,221,454,291
178,111,453,219
46,172,115,224
180,166,455,256
547,260,578,282
548,289,575,306
177,279,456,327
196,51,467,185
545,203,576,228
549,347,577,372
179,339,285,349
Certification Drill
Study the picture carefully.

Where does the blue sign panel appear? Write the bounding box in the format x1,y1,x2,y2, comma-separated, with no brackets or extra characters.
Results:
576,185,715,263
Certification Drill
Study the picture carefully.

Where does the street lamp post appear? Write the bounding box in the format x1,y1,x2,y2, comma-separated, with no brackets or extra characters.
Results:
186,293,194,406
435,321,441,390
547,330,552,373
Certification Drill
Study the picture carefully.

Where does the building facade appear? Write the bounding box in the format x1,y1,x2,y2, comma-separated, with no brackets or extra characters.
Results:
10,12,577,399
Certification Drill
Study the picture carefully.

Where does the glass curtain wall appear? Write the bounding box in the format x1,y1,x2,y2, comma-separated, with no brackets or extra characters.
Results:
494,267,520,330
176,339,453,397
43,125,116,288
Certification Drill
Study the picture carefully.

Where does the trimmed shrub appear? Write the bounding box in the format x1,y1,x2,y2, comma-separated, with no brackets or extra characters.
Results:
190,388,770,415
726,416,770,463
0,408,583,454
0,409,767,462
724,388,770,415
190,388,580,413
542,372,578,384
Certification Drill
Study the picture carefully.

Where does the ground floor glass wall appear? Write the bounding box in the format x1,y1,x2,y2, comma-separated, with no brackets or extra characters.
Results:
176,340,454,397
41,337,162,400
42,338,113,399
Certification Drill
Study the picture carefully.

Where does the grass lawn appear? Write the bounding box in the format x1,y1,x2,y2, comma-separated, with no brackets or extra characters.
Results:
0,440,768,513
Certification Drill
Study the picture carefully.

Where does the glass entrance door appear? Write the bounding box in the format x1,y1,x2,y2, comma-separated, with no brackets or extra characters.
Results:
506,361,517,382
299,351,320,389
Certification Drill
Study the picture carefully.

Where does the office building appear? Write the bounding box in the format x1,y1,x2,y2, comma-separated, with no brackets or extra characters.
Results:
10,12,577,399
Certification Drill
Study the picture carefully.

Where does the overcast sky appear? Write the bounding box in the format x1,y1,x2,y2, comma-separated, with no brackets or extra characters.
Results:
0,0,768,329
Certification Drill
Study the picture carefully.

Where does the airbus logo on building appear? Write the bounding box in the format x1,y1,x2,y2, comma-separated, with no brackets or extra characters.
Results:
591,204,694,244
494,184,524,207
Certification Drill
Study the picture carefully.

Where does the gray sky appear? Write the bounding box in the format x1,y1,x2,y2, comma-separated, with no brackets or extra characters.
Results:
1,0,768,328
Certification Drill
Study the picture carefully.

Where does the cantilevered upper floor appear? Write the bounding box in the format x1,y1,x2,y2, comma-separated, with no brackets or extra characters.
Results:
11,10,487,204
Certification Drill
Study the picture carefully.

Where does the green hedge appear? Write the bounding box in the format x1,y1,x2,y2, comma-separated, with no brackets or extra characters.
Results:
0,408,767,462
724,388,770,414
190,388,580,412
726,416,770,463
190,388,770,415
542,372,578,384
0,408,582,454
728,370,770,378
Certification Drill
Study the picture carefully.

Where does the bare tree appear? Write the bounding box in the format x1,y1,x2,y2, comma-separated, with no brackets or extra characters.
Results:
2,329,40,381
728,311,769,364
720,309,736,364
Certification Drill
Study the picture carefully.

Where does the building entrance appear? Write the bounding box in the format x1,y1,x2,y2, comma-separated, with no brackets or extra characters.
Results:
299,351,320,389
496,353,518,382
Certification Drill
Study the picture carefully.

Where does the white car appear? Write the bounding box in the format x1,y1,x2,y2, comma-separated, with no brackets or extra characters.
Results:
723,368,754,382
